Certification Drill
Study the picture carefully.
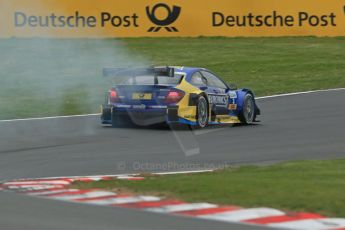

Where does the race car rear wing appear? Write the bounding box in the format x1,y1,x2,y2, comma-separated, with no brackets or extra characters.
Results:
102,66,175,78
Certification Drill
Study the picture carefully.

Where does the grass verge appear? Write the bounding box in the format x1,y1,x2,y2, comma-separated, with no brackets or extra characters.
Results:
72,159,345,217
0,37,344,119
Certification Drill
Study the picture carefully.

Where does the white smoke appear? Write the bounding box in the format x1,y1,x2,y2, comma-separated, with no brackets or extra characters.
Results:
0,38,150,119
0,2,200,159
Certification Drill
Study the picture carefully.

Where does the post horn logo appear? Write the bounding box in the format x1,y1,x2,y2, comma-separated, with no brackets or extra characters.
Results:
146,3,181,32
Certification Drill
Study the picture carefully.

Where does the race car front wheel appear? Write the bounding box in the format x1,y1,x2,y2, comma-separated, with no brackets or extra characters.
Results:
195,95,209,129
240,94,255,124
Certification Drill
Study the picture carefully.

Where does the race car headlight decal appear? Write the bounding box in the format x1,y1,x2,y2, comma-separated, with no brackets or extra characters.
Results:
165,90,185,104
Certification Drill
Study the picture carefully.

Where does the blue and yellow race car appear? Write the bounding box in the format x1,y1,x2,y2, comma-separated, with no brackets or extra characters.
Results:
101,66,260,128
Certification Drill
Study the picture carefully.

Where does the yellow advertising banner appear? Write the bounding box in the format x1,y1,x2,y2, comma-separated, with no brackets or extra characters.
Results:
0,0,344,37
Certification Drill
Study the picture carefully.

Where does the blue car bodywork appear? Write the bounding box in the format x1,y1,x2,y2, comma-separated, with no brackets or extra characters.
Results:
101,66,260,128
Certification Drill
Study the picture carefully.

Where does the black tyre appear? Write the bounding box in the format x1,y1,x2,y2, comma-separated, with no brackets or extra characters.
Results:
111,113,120,127
239,94,255,124
111,108,128,128
194,95,209,129
101,105,112,124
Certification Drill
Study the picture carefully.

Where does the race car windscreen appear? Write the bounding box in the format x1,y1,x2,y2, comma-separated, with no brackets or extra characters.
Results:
114,73,184,85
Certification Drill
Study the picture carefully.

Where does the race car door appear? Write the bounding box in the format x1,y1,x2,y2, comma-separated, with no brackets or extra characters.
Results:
200,71,229,115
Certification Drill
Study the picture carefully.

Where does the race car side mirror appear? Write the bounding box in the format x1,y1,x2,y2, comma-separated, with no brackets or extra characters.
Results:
228,83,238,90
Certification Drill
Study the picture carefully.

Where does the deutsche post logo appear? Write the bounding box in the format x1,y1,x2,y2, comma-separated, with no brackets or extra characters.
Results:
146,3,181,32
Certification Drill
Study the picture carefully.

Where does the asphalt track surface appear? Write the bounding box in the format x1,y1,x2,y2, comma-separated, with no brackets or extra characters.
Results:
1,89,345,230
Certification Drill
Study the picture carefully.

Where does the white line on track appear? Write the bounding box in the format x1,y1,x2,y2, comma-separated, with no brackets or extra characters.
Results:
255,87,345,100
0,88,344,123
0,113,100,123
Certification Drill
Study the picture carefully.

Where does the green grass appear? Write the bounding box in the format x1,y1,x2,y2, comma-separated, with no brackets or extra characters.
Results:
0,37,344,119
72,159,345,217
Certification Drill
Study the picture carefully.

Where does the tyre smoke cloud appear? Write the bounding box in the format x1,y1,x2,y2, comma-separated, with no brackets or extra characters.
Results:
0,3,150,142
0,3,202,160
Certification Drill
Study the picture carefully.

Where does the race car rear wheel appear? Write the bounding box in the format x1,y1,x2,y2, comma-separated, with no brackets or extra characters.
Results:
111,114,120,127
195,95,209,129
111,108,129,127
240,94,255,124
112,114,134,127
